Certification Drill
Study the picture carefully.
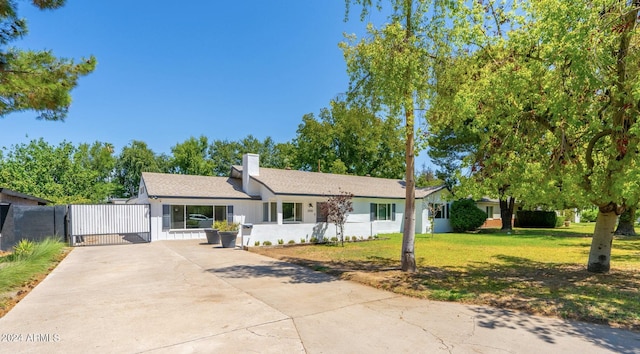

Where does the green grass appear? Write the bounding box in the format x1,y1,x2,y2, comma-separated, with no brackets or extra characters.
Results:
0,238,67,312
252,223,640,330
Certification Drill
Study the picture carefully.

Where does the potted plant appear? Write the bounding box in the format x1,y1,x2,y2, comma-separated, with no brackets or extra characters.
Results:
204,220,225,244
218,221,240,248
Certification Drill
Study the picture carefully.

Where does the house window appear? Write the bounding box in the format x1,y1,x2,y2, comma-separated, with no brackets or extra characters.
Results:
214,205,233,222
370,203,395,221
486,206,494,219
317,202,328,222
263,202,277,222
164,204,229,229
283,202,303,222
429,203,448,219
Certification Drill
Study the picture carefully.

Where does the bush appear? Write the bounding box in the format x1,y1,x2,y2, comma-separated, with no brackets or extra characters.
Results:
309,237,319,243
516,210,557,228
300,238,306,243
351,236,358,242
581,208,598,222
13,239,35,259
262,241,272,246
555,215,566,227
450,199,487,232
288,240,295,244
277,239,284,245
254,241,260,246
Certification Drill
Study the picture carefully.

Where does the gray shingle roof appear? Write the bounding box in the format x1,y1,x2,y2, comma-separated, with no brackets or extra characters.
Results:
141,172,254,199
232,166,444,199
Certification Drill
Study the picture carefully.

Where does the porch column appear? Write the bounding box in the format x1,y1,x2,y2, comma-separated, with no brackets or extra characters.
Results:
277,199,283,225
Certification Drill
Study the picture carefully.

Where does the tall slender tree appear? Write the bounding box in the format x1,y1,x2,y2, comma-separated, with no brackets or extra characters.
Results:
342,0,445,272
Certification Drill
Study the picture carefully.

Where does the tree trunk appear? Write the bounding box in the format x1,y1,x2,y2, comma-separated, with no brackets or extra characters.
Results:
499,197,515,231
587,208,618,273
614,206,636,236
400,1,416,273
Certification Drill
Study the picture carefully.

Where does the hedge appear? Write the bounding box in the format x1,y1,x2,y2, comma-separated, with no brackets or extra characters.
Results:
515,210,557,228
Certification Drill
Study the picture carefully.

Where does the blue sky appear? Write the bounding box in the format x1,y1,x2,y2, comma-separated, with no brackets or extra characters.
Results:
1,1,433,170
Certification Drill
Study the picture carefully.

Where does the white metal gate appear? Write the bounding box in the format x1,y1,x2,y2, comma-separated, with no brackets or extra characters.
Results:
69,204,151,246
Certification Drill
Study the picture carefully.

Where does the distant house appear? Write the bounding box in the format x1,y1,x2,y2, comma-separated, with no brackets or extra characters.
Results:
476,197,506,228
0,188,49,206
136,154,453,246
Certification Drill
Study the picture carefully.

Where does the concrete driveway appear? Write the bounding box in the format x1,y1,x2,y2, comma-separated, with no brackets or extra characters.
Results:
0,240,638,353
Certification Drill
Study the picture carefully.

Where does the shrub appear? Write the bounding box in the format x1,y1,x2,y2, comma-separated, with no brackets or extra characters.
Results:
277,239,284,245
262,241,272,246
254,241,260,246
555,215,566,227
300,238,306,243
351,236,358,242
516,210,557,228
581,208,598,222
330,237,338,242
450,199,487,232
13,239,35,259
309,237,319,243
288,240,295,244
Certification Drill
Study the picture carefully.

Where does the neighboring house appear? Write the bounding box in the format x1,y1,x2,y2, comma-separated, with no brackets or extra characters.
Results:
0,188,50,206
136,153,453,246
476,197,505,228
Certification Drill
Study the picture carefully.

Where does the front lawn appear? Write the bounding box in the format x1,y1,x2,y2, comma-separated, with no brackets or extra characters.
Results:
250,223,640,331
0,238,69,317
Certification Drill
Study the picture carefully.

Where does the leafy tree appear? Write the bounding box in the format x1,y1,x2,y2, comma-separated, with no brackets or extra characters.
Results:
294,100,404,178
170,136,214,175
431,0,640,272
0,0,96,120
342,0,445,272
115,140,165,197
415,163,443,188
208,135,294,176
450,199,487,232
0,139,113,203
614,206,636,236
324,189,354,246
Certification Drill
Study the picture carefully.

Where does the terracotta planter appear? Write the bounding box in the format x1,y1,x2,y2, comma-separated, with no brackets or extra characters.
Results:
219,231,239,248
204,229,220,244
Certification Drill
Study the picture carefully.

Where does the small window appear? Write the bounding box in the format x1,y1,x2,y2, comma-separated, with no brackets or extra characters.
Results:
317,202,328,222
429,203,447,219
486,206,494,219
263,202,277,222
370,203,395,221
283,202,302,222
162,205,170,230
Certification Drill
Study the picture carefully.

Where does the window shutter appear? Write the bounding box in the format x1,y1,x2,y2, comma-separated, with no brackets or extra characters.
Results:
162,205,170,230
370,203,376,221
227,205,234,222
392,203,396,221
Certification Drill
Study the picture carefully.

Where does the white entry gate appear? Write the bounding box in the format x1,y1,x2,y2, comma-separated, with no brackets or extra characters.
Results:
69,204,151,246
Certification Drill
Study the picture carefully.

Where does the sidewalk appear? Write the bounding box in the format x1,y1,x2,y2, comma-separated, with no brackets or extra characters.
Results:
0,240,638,353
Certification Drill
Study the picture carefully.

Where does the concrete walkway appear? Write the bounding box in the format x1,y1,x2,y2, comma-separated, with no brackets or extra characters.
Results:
0,240,637,353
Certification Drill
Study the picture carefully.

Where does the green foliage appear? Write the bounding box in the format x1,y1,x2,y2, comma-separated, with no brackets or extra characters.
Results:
351,236,358,242
0,1,95,120
12,239,35,259
277,239,284,245
262,241,272,246
581,208,598,223
516,211,558,229
170,136,214,175
0,238,65,291
115,140,166,197
450,199,487,232
300,238,306,243
294,100,404,178
215,222,239,232
0,139,117,203
309,237,319,244
330,237,338,242
208,135,293,176
288,240,295,244
254,241,260,246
